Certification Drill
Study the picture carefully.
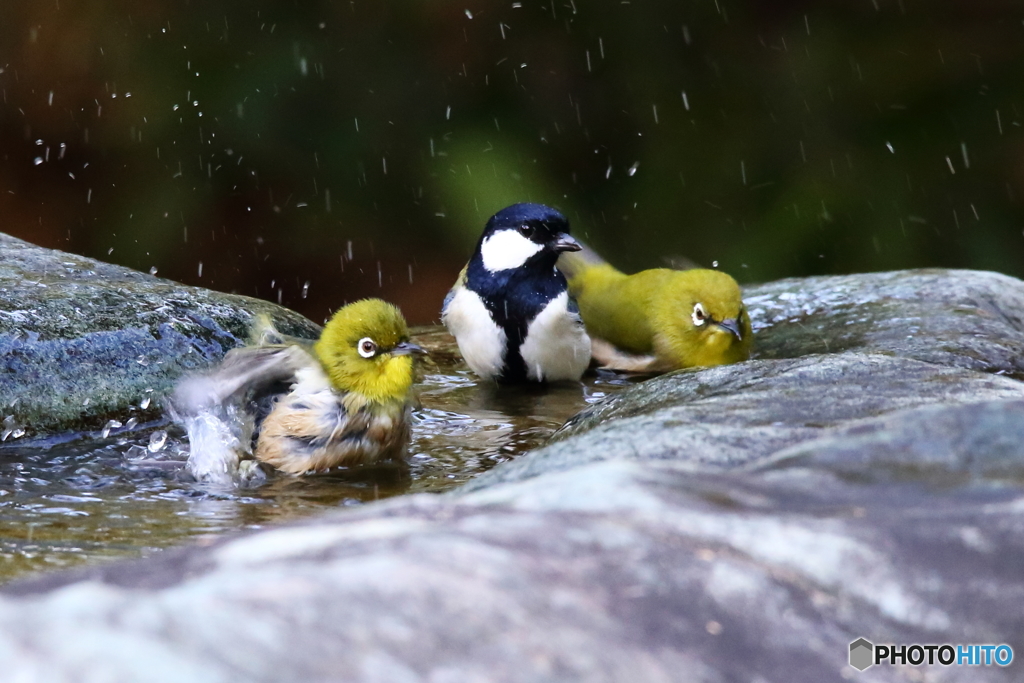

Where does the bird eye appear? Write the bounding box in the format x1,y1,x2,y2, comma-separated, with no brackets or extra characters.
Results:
357,337,378,358
691,303,707,326
517,223,535,239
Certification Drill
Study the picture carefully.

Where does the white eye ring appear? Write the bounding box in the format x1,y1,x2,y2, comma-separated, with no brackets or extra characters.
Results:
691,303,707,327
357,337,378,358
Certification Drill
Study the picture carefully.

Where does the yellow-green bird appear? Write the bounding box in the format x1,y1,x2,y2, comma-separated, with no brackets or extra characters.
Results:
173,298,425,480
558,246,752,373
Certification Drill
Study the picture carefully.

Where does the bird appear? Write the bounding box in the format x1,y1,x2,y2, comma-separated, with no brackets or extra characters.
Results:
557,244,752,373
441,203,592,383
172,298,425,481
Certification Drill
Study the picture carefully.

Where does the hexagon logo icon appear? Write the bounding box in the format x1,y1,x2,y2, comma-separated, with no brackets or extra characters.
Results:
849,638,874,671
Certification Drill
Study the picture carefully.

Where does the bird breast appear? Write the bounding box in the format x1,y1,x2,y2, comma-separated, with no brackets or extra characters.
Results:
254,366,410,474
519,291,592,382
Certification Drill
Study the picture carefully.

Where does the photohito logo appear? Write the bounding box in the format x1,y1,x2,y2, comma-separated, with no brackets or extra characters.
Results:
849,638,1014,671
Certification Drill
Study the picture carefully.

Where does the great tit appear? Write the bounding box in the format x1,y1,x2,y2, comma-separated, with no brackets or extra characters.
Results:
174,298,425,480
558,245,752,373
442,203,592,383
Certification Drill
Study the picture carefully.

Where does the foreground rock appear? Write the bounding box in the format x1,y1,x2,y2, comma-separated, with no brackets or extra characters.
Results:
0,233,319,435
2,268,1024,682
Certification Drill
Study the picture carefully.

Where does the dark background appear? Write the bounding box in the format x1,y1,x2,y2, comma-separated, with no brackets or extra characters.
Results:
2,0,1022,325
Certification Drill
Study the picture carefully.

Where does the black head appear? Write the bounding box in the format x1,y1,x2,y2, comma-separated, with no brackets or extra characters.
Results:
473,203,580,274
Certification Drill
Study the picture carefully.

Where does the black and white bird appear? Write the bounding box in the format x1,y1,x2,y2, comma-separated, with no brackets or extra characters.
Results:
442,203,592,383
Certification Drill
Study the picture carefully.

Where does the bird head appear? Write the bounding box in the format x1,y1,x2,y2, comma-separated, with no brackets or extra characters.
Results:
655,269,753,367
473,203,581,274
313,299,425,403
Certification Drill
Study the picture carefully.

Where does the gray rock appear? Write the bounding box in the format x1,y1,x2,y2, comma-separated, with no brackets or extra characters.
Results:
2,458,1021,682
462,353,1024,490
0,233,320,435
745,268,1024,376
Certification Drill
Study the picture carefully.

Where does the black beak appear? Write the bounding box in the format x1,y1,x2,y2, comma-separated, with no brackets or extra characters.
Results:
392,341,428,356
552,233,582,253
715,318,743,341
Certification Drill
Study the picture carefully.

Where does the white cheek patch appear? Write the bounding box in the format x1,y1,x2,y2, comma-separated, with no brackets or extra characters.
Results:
479,229,543,272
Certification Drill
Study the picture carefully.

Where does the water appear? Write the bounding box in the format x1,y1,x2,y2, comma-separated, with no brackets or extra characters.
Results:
0,327,637,583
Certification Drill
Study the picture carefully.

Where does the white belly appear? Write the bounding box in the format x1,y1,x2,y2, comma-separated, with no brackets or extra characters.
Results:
519,292,592,382
442,287,507,381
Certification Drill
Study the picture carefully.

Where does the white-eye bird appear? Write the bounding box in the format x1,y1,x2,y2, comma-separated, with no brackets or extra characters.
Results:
173,298,424,480
441,203,592,383
558,244,752,374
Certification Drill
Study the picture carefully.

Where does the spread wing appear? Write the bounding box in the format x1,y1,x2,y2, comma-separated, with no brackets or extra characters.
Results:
171,345,309,415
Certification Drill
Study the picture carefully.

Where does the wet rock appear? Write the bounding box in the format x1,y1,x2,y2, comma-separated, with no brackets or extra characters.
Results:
745,268,1024,376
0,233,320,435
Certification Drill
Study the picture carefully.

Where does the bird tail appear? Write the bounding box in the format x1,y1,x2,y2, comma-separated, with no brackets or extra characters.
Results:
556,240,610,280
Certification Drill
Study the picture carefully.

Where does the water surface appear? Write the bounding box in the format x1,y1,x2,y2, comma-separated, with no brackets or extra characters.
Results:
0,326,636,583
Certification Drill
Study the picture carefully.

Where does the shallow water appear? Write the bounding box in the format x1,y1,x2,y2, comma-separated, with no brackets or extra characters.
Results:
0,327,636,583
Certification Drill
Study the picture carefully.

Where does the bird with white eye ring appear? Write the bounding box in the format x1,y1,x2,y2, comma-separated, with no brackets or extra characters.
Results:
442,202,592,383
173,298,426,480
557,243,752,373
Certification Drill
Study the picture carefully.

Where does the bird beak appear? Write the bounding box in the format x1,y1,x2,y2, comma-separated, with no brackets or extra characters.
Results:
715,318,743,341
391,341,427,356
552,233,582,253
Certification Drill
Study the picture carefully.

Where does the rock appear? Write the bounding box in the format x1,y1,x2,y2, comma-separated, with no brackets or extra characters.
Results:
2,457,1022,682
2,267,1024,681
0,233,320,436
745,268,1024,376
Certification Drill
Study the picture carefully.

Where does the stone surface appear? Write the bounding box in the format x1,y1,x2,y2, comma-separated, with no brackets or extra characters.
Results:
2,457,1022,682
744,268,1024,376
0,233,320,435
2,266,1024,682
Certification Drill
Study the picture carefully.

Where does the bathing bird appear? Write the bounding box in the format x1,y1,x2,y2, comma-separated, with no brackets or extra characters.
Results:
441,203,592,383
558,244,752,373
174,298,424,480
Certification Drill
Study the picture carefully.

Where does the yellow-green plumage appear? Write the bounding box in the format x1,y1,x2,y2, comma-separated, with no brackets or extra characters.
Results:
560,253,753,373
313,299,416,404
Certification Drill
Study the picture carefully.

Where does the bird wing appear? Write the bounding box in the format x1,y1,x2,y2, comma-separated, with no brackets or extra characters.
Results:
171,345,310,414
441,265,469,316
589,337,669,374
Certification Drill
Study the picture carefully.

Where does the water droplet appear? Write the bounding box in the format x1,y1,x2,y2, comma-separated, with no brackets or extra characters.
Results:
101,419,123,438
124,417,139,430
627,162,640,176
148,430,168,453
149,266,158,275
33,157,43,166
140,397,151,410
885,141,894,153
301,281,310,298
464,9,473,18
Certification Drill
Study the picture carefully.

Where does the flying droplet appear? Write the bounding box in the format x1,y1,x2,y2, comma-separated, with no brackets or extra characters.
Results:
148,430,168,452
101,419,123,438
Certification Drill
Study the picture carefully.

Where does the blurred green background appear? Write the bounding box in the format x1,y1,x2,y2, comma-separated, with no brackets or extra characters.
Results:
2,0,1022,325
